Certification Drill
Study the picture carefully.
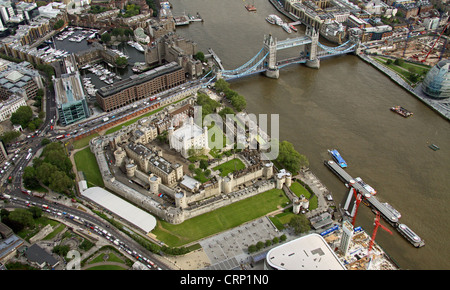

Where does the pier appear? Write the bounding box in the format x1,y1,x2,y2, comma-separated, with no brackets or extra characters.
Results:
324,160,425,248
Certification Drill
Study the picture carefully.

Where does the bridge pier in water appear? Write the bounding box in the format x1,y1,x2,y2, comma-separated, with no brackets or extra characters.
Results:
215,27,358,81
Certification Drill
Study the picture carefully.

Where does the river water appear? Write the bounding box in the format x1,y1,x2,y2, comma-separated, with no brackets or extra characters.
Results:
171,0,450,269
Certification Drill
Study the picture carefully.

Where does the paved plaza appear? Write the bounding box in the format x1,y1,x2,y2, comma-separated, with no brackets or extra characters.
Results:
201,217,281,270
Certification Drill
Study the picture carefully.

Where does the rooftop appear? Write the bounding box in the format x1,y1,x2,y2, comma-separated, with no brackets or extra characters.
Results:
81,186,157,233
266,233,346,270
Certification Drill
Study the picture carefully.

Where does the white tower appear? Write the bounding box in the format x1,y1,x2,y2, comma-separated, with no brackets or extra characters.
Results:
339,220,354,256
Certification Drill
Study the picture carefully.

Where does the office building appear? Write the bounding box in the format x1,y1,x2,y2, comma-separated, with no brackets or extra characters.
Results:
53,71,90,126
96,62,185,112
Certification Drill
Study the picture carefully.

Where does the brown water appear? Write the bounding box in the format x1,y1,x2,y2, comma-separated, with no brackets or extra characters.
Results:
171,0,450,269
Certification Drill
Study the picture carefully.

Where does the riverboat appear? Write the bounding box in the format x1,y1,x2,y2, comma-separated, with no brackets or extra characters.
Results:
390,106,413,117
282,23,292,33
245,4,256,11
328,149,347,168
355,177,376,195
397,224,425,248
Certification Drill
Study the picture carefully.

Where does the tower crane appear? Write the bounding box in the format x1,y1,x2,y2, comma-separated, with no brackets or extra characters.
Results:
422,21,450,63
350,188,362,227
368,211,392,255
350,186,371,227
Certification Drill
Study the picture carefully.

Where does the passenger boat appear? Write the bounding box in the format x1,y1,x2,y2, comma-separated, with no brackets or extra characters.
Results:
282,23,292,33
355,177,376,195
390,106,413,117
397,224,425,248
266,16,276,24
383,202,401,219
328,149,347,168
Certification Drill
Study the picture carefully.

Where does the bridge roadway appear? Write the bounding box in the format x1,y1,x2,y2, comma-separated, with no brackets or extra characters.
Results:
324,160,399,226
276,36,311,50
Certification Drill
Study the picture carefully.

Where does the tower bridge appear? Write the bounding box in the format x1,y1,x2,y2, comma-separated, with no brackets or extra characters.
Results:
212,27,360,81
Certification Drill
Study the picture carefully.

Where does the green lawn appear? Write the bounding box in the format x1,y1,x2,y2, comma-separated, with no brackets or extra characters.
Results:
152,188,289,247
290,181,311,199
73,133,99,150
213,158,245,177
373,56,431,86
105,96,190,135
74,147,104,188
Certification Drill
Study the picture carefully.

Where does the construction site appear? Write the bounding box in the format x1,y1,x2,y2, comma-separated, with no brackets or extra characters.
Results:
368,22,450,67
324,225,399,270
386,35,450,67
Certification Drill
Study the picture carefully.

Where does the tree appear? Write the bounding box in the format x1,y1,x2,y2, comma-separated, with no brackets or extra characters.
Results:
230,94,246,111
289,215,310,234
0,131,21,144
195,51,205,63
115,56,128,67
276,140,309,174
23,166,40,189
53,19,65,30
199,159,209,170
3,209,35,232
219,107,235,119
10,106,33,128
101,32,111,43
214,79,230,92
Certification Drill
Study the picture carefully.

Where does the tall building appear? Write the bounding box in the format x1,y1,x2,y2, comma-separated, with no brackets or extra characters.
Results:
339,220,354,256
0,61,43,100
53,71,90,126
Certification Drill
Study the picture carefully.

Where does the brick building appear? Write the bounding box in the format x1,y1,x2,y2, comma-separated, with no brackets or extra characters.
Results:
95,61,185,112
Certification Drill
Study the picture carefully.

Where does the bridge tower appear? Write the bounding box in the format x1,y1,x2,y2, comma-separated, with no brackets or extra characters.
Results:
304,26,320,69
263,34,279,79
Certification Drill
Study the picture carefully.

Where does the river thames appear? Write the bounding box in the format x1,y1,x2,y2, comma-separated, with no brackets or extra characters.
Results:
171,0,450,270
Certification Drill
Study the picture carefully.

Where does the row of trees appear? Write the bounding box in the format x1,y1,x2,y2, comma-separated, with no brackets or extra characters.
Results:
214,79,247,112
247,234,287,254
23,142,74,196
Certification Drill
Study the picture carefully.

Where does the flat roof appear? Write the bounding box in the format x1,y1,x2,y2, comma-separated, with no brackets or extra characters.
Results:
81,186,157,233
266,233,346,270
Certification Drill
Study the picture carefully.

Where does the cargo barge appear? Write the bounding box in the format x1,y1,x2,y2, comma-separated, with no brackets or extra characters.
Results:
391,106,413,117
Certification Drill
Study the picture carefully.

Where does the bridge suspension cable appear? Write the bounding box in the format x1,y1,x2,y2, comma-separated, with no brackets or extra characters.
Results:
317,40,351,52
222,47,265,73
221,51,269,79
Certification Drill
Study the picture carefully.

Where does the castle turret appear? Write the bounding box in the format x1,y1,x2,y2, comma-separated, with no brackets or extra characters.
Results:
175,190,187,209
126,162,137,178
114,147,126,167
148,174,160,195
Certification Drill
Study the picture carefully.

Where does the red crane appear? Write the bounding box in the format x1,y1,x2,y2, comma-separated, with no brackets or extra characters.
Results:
422,21,450,63
351,188,362,226
350,186,371,226
368,211,392,254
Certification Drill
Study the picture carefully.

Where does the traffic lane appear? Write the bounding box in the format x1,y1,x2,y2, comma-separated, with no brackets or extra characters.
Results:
34,198,170,269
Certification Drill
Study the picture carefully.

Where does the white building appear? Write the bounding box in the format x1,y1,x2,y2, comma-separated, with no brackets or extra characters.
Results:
0,94,26,122
169,117,209,158
265,233,346,270
134,27,150,44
